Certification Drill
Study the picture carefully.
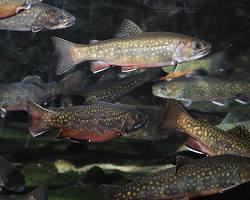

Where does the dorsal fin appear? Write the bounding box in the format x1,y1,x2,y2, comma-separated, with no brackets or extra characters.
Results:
227,124,250,142
115,19,144,38
175,155,194,175
21,76,45,88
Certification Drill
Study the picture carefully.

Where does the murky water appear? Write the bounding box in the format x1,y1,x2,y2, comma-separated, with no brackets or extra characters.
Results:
1,0,250,199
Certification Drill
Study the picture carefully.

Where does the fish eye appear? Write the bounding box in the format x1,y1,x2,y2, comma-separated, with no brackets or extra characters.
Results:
193,42,202,50
56,15,65,21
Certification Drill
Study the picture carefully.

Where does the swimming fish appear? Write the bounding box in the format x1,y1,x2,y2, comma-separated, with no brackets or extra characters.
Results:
27,101,147,142
161,52,225,79
0,0,42,19
160,100,250,156
0,156,25,192
0,3,75,32
78,68,163,103
152,77,250,107
100,154,250,200
0,74,78,117
52,19,211,75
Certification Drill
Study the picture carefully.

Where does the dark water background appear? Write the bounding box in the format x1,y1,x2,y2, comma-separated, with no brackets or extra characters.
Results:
1,0,250,199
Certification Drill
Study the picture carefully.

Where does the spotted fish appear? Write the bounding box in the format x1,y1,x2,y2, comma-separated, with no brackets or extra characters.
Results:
0,73,79,117
78,68,163,103
152,77,250,107
160,100,250,156
100,154,250,200
0,3,75,32
52,19,211,75
27,101,147,142
0,0,42,19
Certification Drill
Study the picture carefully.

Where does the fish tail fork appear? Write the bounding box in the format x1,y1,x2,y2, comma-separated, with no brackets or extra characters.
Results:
26,101,52,137
52,37,86,75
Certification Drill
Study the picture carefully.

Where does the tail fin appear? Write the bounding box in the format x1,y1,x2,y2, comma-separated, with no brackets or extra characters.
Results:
26,101,54,137
159,100,189,130
52,37,84,75
98,184,120,200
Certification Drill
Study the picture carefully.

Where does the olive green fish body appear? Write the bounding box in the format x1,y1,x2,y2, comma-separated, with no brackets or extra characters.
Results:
102,155,250,200
0,3,75,32
52,19,211,75
27,101,147,142
153,78,250,103
82,68,162,103
161,100,250,156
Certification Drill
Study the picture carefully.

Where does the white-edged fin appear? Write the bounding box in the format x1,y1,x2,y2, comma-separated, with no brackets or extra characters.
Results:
0,108,6,118
31,23,43,32
166,60,178,81
30,130,47,137
180,100,192,107
90,61,110,73
235,98,248,105
212,100,227,107
121,66,137,72
184,145,205,155
115,19,143,38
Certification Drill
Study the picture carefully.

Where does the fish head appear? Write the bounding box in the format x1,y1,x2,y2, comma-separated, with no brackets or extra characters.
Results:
152,81,183,99
3,170,25,192
234,165,250,185
123,111,147,133
174,37,211,63
33,8,75,31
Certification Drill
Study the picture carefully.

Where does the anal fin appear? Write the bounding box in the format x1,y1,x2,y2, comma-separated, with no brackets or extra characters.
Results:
121,66,137,72
185,137,214,156
90,61,110,73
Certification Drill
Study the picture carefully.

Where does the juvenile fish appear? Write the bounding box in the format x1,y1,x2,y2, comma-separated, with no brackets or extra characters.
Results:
160,100,250,156
27,101,147,142
79,68,163,103
0,156,25,192
52,19,211,75
153,77,250,106
0,0,42,19
0,3,75,32
100,154,250,200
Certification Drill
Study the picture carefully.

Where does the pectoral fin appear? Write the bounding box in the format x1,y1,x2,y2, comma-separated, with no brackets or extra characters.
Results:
31,23,43,32
212,100,227,107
